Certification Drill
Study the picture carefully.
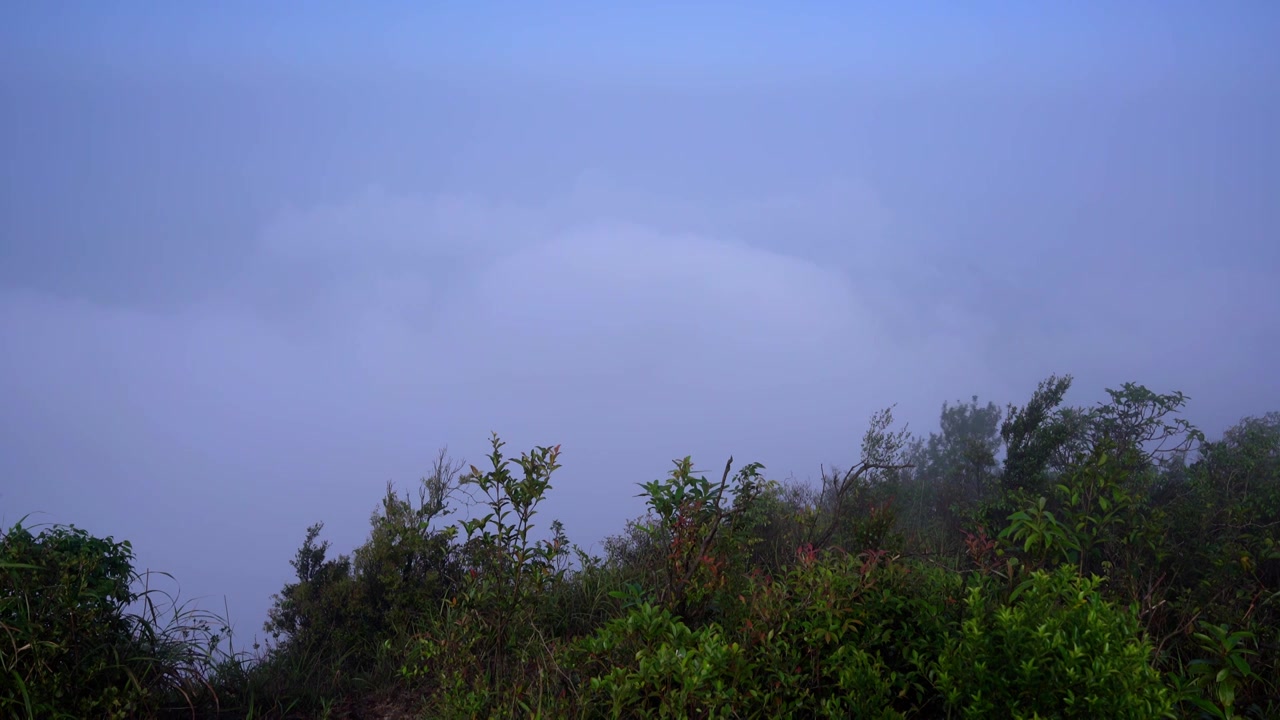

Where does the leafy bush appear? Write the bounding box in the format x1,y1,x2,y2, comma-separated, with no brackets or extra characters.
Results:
576,547,963,719
0,520,223,719
259,449,466,717
635,455,767,622
401,434,575,717
1,520,147,718
727,547,956,718
578,602,747,718
935,567,1173,719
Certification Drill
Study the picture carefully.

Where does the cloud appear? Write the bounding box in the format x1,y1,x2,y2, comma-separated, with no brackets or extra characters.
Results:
450,221,866,379
260,186,539,263
2,180,936,642
6,171,1274,646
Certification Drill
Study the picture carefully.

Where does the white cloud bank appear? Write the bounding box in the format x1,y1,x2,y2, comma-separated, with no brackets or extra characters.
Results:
6,179,959,642
9,175,1264,643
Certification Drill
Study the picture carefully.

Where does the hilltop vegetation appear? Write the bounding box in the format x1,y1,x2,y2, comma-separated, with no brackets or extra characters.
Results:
3,374,1278,718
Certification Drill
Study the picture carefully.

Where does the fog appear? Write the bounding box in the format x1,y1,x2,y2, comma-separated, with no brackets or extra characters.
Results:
2,3,1278,641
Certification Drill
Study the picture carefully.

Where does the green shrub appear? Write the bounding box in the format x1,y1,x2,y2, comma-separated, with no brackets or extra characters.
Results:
635,455,768,623
578,602,746,718
258,449,466,716
935,566,1173,719
732,548,962,718
728,549,900,718
575,549,962,719
404,435,574,717
1,521,146,718
0,520,222,719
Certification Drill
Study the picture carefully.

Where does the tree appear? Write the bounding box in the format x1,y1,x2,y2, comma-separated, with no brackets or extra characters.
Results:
908,396,1003,540
1088,383,1203,472
1000,374,1085,498
808,406,914,552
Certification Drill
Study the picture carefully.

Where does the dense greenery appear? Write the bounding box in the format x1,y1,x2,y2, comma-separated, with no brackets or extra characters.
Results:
0,522,228,718
3,375,1278,718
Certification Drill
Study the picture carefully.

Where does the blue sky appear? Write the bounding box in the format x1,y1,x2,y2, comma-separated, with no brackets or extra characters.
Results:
2,2,1278,643
6,3,1275,85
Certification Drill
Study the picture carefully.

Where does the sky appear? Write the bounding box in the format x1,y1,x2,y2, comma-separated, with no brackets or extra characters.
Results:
2,2,1279,643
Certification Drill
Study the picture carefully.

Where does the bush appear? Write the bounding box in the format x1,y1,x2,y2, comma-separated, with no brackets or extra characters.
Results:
578,602,746,719
575,548,963,719
935,566,1173,719
0,520,222,719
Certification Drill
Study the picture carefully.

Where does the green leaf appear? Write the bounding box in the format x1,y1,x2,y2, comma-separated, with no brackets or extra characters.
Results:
1217,682,1235,709
1228,653,1252,678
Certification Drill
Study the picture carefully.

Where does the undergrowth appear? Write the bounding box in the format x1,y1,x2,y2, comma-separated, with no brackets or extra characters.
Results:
4,378,1279,718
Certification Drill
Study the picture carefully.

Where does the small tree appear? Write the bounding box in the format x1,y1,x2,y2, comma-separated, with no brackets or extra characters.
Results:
807,406,914,551
418,434,571,714
636,455,767,621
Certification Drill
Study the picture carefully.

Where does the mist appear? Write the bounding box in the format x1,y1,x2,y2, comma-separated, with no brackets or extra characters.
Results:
3,3,1278,643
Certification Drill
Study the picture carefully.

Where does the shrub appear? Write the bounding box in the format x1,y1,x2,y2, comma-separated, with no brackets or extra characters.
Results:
578,602,746,718
729,549,901,718
574,548,963,719
935,566,1173,719
0,520,222,719
635,455,768,623
402,435,574,717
